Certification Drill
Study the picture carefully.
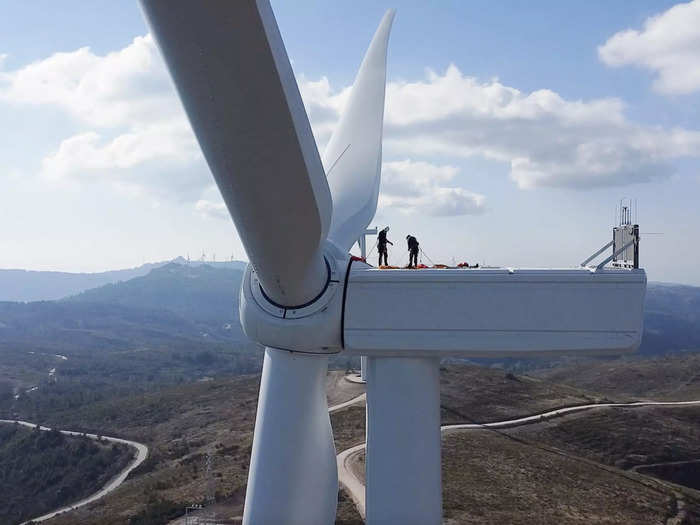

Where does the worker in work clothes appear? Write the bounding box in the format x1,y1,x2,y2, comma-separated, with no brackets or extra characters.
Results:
406,235,419,268
377,226,393,266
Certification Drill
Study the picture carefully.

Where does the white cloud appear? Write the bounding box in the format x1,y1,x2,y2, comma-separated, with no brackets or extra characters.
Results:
195,199,229,220
41,125,198,179
0,35,177,127
3,32,700,215
380,159,485,216
381,65,700,188
598,0,700,95
297,74,349,148
301,64,700,190
0,35,209,201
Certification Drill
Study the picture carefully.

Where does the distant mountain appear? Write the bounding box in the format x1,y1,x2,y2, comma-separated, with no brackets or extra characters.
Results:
0,257,248,302
0,263,248,358
67,262,244,328
3,264,700,364
639,282,700,355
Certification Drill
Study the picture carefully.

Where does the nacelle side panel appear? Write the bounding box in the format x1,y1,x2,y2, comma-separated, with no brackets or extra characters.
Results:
343,268,646,357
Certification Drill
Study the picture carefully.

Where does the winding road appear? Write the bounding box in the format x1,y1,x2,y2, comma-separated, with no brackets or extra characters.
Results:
0,419,148,524
4,385,698,523
332,395,700,520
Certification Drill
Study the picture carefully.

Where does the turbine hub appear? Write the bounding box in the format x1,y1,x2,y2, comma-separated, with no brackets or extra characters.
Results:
239,240,350,354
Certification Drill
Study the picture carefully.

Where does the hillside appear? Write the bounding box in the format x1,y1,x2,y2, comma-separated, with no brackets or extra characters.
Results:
0,262,360,426
0,258,247,302
0,423,132,525
0,261,166,303
640,282,700,356
68,262,245,330
5,359,699,524
5,257,700,359
534,353,700,401
337,361,700,523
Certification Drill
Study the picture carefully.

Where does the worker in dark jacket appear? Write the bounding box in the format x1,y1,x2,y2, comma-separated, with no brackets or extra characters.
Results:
406,235,419,268
377,226,393,266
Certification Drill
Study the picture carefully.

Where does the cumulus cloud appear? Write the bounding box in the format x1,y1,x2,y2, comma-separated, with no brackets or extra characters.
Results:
0,35,210,201
297,75,349,148
0,35,177,127
598,0,700,95
381,65,700,188
41,125,198,179
2,32,700,216
305,65,700,190
380,160,485,216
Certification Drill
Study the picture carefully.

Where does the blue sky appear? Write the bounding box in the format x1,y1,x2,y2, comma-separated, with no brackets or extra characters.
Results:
1,1,700,284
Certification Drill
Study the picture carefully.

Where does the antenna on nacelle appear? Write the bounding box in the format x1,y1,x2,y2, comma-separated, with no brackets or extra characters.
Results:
613,199,639,269
582,199,640,270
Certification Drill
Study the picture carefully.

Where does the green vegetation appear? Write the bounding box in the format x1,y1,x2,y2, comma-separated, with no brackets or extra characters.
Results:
68,262,245,329
0,424,132,525
1,265,700,522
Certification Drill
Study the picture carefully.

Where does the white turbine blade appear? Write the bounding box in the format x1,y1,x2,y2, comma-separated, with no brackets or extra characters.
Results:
244,348,338,524
140,0,331,306
324,10,395,252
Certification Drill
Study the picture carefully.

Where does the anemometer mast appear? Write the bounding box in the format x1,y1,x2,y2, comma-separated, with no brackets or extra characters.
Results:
143,2,647,524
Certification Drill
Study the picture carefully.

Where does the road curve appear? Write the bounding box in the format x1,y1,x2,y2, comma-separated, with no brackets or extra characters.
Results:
0,419,148,524
329,393,366,414
333,398,700,519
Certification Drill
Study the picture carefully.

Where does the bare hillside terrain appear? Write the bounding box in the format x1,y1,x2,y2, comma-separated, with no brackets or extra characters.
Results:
536,354,700,401
440,430,697,524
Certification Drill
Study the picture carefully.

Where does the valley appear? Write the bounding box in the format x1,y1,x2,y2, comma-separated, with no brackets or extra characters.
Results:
2,264,700,523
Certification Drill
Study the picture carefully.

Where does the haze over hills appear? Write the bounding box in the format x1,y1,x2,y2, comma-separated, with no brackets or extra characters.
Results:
0,263,248,349
0,257,248,302
2,263,700,359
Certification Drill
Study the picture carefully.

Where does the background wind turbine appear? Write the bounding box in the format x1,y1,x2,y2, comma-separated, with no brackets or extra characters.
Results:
141,2,646,523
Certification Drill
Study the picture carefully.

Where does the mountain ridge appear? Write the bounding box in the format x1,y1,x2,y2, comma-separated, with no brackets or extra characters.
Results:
0,257,248,302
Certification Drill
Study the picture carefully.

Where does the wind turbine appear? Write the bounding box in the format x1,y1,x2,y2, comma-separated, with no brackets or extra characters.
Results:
140,2,646,524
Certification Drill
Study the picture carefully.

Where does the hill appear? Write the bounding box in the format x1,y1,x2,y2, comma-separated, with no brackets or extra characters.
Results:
640,282,700,356
67,262,245,330
534,353,700,401
0,423,132,525
0,257,247,302
0,263,262,421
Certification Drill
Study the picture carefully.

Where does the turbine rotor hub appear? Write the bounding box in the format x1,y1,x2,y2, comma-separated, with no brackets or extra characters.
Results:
239,240,349,354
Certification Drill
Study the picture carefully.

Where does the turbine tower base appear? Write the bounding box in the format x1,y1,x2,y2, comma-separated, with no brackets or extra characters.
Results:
365,356,442,524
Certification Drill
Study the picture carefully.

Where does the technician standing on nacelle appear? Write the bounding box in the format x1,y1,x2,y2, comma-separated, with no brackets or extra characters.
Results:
407,234,419,268
378,226,393,266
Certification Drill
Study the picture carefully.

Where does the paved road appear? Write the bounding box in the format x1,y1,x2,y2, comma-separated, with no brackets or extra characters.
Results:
333,397,700,519
0,419,148,524
329,393,366,414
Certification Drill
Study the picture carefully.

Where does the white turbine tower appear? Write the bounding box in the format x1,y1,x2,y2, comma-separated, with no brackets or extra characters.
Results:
141,2,646,524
